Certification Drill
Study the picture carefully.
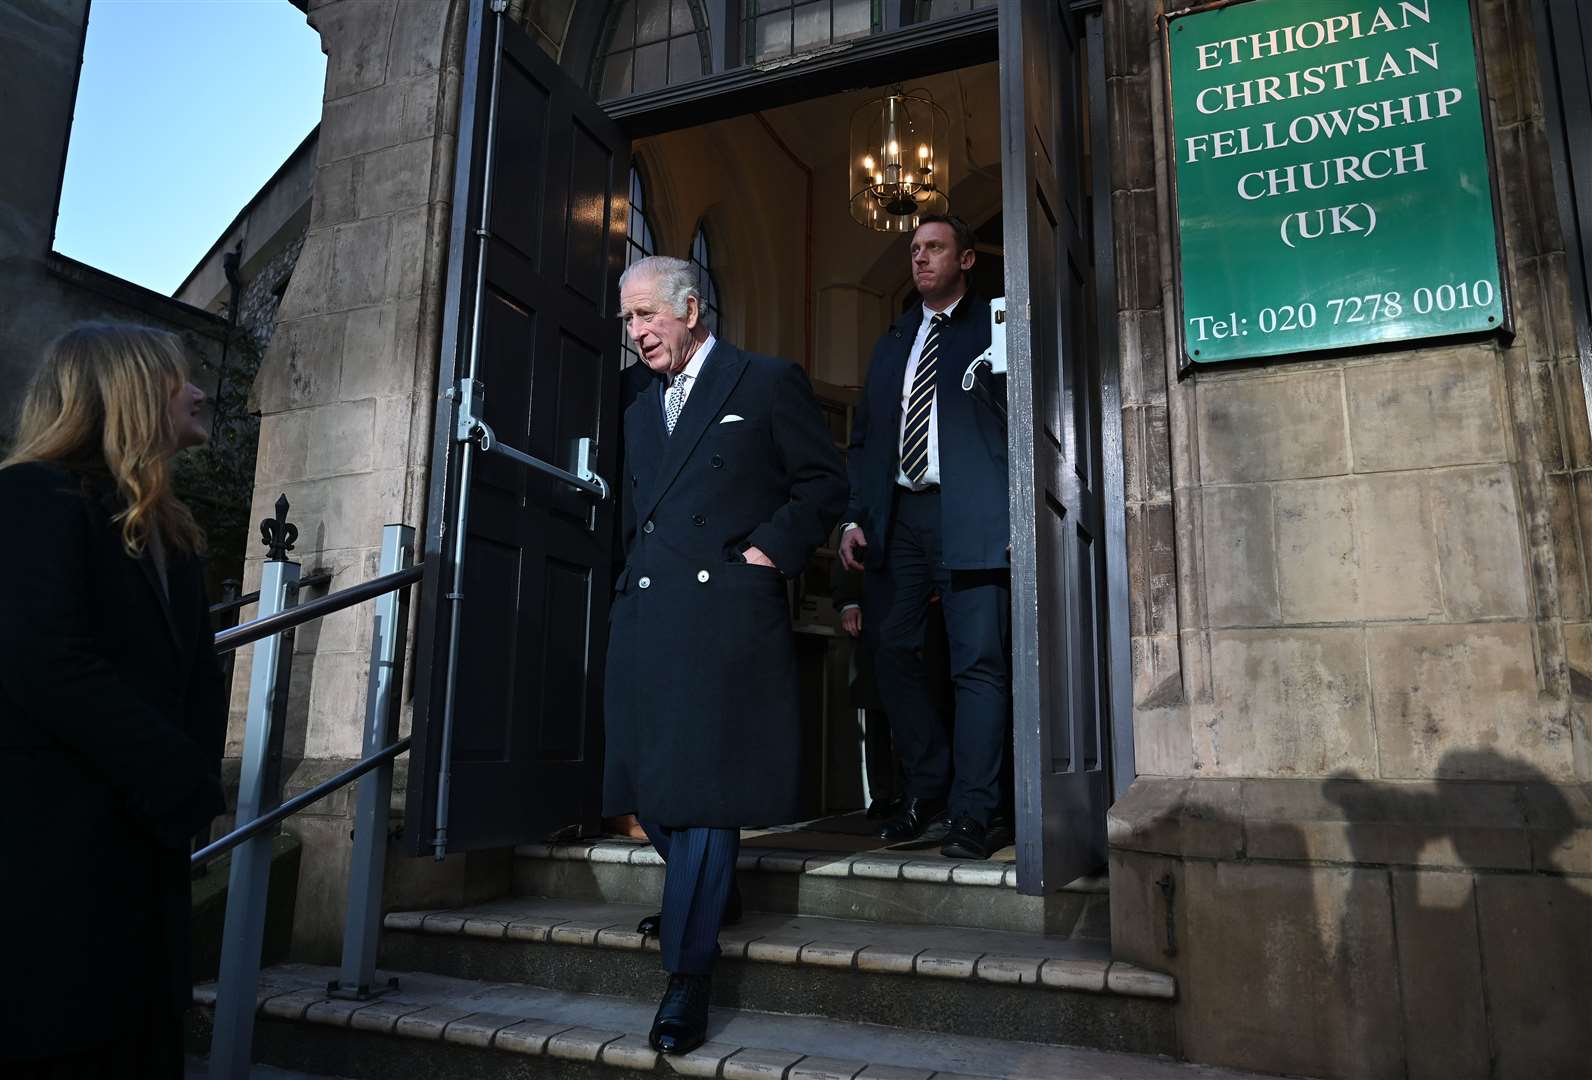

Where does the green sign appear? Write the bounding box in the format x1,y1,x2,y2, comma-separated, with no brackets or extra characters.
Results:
1165,0,1505,366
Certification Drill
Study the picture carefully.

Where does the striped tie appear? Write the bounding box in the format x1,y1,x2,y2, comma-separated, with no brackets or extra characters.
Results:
901,313,946,485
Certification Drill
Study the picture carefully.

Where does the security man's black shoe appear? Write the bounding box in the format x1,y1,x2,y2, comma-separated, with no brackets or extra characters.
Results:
878,795,948,842
649,973,711,1055
637,888,742,938
940,816,1014,860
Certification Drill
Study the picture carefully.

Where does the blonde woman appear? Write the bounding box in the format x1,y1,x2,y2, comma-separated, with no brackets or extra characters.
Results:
0,324,227,1078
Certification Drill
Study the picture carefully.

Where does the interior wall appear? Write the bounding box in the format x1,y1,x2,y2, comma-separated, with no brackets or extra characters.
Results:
635,62,1002,389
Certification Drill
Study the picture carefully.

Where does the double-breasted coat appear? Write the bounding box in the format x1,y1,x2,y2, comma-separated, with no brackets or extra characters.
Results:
603,343,847,827
0,461,226,1060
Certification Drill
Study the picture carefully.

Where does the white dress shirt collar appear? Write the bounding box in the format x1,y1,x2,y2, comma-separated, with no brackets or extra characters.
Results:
670,333,716,387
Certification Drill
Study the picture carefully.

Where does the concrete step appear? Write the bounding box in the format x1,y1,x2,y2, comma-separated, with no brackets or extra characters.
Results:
190,963,1273,1080
514,835,1110,938
380,898,1172,1055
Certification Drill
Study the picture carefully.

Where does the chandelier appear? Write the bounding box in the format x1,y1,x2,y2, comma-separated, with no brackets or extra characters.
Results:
849,86,950,233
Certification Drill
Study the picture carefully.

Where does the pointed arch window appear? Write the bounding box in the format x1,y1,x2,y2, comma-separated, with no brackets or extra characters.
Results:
621,164,659,368
690,222,722,337
595,0,712,102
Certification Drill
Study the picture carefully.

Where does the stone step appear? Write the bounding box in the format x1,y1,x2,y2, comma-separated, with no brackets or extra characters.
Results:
190,963,1272,1080
380,898,1172,1054
514,836,1110,938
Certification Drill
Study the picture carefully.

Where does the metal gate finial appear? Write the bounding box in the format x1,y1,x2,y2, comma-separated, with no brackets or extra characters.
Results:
260,494,298,562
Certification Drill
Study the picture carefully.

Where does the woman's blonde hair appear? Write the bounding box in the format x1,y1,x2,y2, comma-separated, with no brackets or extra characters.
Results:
2,322,205,557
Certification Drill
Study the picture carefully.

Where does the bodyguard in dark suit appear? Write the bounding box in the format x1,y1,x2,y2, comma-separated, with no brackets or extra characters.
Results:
604,256,846,1054
839,214,1013,860
0,324,227,1077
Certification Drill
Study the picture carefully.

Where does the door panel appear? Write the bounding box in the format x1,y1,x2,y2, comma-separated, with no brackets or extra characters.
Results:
1000,0,1112,893
407,1,630,855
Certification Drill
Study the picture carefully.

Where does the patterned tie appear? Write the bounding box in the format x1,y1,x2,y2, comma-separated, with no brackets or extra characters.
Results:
664,372,691,435
900,313,946,485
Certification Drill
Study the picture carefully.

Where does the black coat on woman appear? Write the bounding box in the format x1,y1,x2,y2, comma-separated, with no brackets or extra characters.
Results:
0,461,226,1064
603,343,847,828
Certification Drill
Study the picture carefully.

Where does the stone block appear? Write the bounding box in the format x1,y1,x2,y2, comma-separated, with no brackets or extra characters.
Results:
975,954,1040,985
1356,473,1442,620
914,949,981,979
1474,874,1592,1077
1109,73,1156,192
790,1057,867,1080
1113,188,1162,313
948,863,1004,886
1345,351,1508,472
419,911,466,933
305,398,376,478
275,231,337,321
1130,633,1184,711
664,1041,739,1077
549,919,618,946
1274,478,1360,623
1179,860,1403,1079
386,205,440,300
1558,361,1592,470
1545,475,1587,620
256,405,311,484
388,0,452,79
546,1027,623,1061
315,0,396,100
800,942,861,968
1200,483,1278,627
260,988,326,1020
348,998,429,1034
1204,629,1375,777
401,72,446,143
1119,308,1168,406
1368,623,1569,780
312,155,360,230
1106,962,1175,999
1197,371,1349,483
443,1011,521,1048
1430,465,1530,619
856,945,918,974
724,1048,805,1080
305,652,371,759
747,938,807,964
1520,780,1592,874
320,83,405,163
257,312,347,413
304,996,366,1027
1389,870,1488,1080
494,1018,572,1055
1039,956,1110,992
856,1067,933,1080
341,302,403,401
600,1034,660,1071
356,139,434,219
330,218,392,311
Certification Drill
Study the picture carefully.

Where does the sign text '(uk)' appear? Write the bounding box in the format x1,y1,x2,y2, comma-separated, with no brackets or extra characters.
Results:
1166,0,1505,365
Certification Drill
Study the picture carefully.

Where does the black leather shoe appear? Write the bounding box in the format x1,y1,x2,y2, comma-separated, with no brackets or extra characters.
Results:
865,794,904,820
649,973,711,1055
637,888,743,938
940,816,1014,860
878,795,947,842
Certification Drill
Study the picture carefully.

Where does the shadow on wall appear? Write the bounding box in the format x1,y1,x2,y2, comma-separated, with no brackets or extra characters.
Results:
1115,749,1591,1080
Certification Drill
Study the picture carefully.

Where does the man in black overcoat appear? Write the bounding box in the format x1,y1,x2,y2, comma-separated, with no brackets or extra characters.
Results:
839,214,1013,860
603,255,847,1054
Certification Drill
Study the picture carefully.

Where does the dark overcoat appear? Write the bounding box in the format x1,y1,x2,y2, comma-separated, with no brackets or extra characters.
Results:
603,343,847,827
846,295,1008,570
0,461,226,1061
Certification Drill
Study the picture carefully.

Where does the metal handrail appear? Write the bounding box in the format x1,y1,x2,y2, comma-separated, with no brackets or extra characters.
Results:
214,565,424,653
191,736,411,867
209,570,334,618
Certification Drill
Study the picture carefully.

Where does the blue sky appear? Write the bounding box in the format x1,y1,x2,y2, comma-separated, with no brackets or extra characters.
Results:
54,0,327,297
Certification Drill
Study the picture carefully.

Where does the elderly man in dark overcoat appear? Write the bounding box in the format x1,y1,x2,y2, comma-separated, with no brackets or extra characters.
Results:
604,255,847,1055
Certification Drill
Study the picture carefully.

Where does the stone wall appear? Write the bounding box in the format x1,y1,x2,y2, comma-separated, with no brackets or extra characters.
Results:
1107,1,1592,1076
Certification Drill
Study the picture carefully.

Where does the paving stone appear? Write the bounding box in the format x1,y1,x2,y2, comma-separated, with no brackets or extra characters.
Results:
546,1026,625,1061
791,1056,868,1080
550,919,621,946
949,864,1006,887
915,950,983,979
736,852,763,871
975,955,1041,985
664,1040,741,1076
1001,867,1019,887
857,1067,934,1080
724,1046,806,1079
601,1033,662,1071
1039,958,1110,992
630,847,666,866
588,843,636,864
348,998,430,1034
303,996,368,1027
394,1004,475,1040
800,942,861,968
1106,962,1176,999
718,927,762,959
747,937,809,964
856,945,919,974
442,1011,522,1048
849,856,905,880
597,926,648,950
420,912,467,934
260,988,326,1020
900,861,953,883
461,916,508,938
549,842,598,861
803,855,854,877
384,910,430,931
494,1018,574,1055
758,851,811,873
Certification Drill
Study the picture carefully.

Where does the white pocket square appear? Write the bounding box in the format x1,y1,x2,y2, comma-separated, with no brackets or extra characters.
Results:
719,414,744,423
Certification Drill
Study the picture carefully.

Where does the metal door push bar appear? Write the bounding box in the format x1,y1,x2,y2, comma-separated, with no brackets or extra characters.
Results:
448,377,610,501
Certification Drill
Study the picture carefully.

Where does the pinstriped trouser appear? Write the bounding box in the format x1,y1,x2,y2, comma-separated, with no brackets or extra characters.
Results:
639,822,741,975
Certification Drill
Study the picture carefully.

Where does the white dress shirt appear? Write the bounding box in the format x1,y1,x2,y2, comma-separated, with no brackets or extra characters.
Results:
661,333,716,422
895,296,960,489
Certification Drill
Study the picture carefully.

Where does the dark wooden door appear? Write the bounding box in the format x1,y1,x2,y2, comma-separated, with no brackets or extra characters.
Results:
406,1,629,856
1000,0,1112,893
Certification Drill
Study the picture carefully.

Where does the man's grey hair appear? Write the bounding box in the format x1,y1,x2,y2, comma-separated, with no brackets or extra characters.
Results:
619,255,701,317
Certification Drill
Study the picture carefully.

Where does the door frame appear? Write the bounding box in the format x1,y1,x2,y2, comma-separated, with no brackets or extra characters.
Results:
554,0,1133,875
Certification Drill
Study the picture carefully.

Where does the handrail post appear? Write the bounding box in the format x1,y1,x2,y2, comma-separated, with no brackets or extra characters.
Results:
210,498,301,1077
331,523,414,999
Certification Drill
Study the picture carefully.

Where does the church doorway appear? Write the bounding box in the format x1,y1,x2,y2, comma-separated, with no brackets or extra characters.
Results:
403,2,1128,897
